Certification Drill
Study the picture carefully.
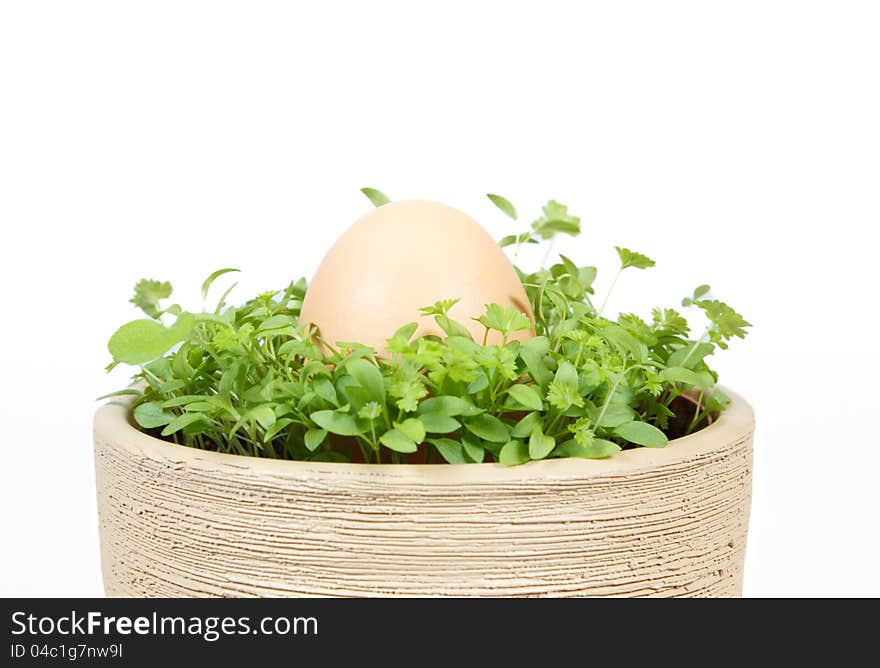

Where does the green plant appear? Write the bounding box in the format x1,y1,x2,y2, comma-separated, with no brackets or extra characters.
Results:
102,189,749,464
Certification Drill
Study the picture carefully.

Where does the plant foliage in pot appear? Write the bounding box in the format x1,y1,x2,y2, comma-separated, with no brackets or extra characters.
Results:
94,189,754,597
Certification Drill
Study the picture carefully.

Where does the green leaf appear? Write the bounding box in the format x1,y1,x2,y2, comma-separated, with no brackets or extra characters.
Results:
256,314,295,333
507,384,544,411
346,358,385,402
313,377,339,406
659,366,703,387
499,440,529,466
579,265,598,290
467,371,490,394
160,394,208,408
310,451,350,463
248,405,276,430
553,254,577,276
158,379,186,394
130,279,172,318
693,284,711,299
487,193,517,220
615,246,656,270
182,401,217,413
461,435,485,463
218,360,246,395
698,300,751,345
418,395,482,417
419,412,462,434
201,268,240,303
528,426,555,460
668,342,715,369
537,219,580,236
311,410,363,436
593,401,636,428
694,370,716,389
531,200,581,240
419,298,460,317
553,360,578,391
390,378,427,413
520,336,552,389
357,401,383,420
304,428,328,451
430,438,467,464
263,418,295,443
614,421,669,447
511,412,542,439
476,303,532,335
96,388,142,401
380,428,418,453
435,314,473,339
214,281,239,314
361,187,390,207
133,402,175,429
445,334,480,356
555,438,621,459
386,322,418,352
652,307,689,335
394,418,426,444
601,324,646,360
464,414,510,443
500,232,536,248
108,312,195,365
546,360,584,411
582,439,622,458
161,412,209,437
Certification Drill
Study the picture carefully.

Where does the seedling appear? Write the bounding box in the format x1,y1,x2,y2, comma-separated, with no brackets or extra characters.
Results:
103,190,749,465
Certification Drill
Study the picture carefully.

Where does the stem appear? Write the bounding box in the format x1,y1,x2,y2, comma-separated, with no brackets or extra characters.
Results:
139,367,164,388
266,335,276,359
594,372,624,431
265,439,277,459
686,390,706,434
315,335,341,358
534,286,546,333
544,410,564,437
541,238,556,268
598,268,621,317
678,328,710,368
248,424,259,457
520,281,569,338
355,438,370,464
489,375,507,404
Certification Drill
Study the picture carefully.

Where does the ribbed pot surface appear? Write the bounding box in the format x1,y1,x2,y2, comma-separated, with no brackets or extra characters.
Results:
93,390,753,597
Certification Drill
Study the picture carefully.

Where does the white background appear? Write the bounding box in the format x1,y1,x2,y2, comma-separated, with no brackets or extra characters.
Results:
1,1,878,597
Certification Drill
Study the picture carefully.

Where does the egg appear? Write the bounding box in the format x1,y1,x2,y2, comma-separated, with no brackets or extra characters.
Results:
299,199,535,354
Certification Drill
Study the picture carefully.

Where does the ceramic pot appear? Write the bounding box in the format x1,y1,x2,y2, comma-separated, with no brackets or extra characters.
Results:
93,389,753,597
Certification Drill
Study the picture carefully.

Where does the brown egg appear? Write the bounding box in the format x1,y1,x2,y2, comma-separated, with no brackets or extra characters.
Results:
299,199,534,354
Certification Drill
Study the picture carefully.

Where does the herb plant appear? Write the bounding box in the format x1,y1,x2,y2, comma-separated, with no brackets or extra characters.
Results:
103,189,749,465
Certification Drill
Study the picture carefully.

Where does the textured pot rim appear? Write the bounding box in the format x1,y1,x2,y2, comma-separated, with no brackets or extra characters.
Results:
94,387,753,482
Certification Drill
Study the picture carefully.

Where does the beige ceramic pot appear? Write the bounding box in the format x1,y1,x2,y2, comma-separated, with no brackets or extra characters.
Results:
93,389,754,597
